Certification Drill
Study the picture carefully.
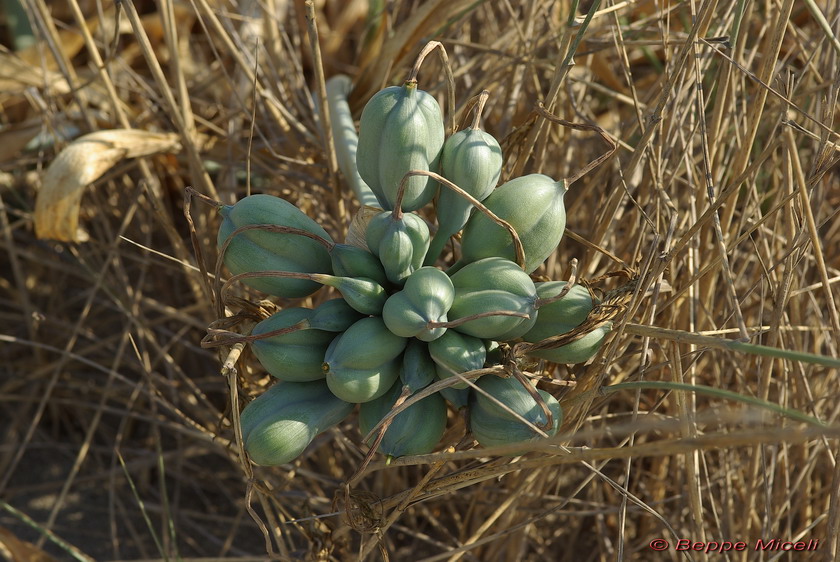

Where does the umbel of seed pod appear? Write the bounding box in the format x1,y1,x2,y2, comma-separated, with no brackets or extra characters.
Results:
451,174,567,274
216,194,333,298
426,91,502,265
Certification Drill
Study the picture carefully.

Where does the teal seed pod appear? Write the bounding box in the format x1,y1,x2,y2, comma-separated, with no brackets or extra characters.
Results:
440,386,470,409
525,322,612,364
427,94,502,264
217,194,333,297
447,257,538,340
323,317,408,402
325,357,402,404
356,82,444,211
239,380,354,466
451,174,567,274
469,376,561,448
484,339,503,365
308,274,388,316
522,282,595,343
329,243,390,288
382,267,454,341
365,210,431,285
401,339,437,392
308,298,365,332
358,380,447,458
251,307,335,382
428,329,486,389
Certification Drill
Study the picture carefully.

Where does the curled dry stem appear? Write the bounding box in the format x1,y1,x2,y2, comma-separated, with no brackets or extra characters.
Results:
396,170,527,269
534,258,579,309
407,40,456,135
534,102,617,185
426,310,530,330
201,318,310,348
214,223,334,317
510,364,553,432
184,186,221,308
219,270,328,309
470,90,490,131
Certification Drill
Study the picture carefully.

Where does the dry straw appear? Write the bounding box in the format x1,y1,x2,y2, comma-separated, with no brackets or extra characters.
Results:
2,0,839,560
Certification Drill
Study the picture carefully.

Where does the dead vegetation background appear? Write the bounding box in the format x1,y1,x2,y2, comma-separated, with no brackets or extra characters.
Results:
1,0,839,560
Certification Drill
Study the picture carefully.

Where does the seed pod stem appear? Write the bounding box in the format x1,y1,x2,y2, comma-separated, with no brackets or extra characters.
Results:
427,310,529,330
185,185,223,209
396,170,526,269
469,90,489,131
201,319,310,348
511,366,553,431
534,258,579,309
407,40,455,136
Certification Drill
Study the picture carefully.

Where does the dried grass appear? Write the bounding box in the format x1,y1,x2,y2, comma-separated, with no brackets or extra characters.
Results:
1,0,839,560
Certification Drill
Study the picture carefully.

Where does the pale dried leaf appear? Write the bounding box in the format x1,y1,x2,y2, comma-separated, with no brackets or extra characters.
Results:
345,205,382,248
34,130,182,242
0,527,57,562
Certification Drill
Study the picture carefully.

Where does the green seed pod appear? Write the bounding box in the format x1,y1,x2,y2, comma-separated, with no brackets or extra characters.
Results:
312,274,388,316
427,127,502,264
525,322,613,364
484,339,503,365
308,298,365,332
428,330,486,389
323,317,408,402
522,282,596,343
469,376,561,448
251,307,336,382
366,210,430,286
447,258,538,340
324,317,407,370
358,381,447,458
356,82,444,211
217,194,333,297
382,267,454,341
329,243,390,288
453,174,567,274
440,386,470,409
239,380,354,466
401,339,437,392
325,357,402,403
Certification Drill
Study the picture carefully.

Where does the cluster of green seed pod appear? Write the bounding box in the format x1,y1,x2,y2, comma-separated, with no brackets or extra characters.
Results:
212,47,613,467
